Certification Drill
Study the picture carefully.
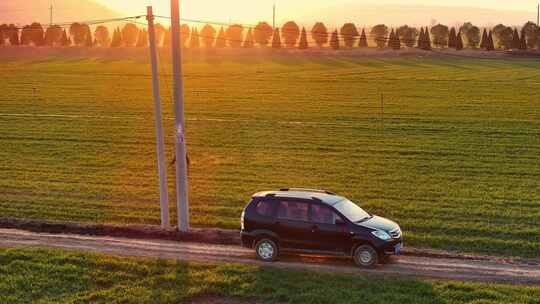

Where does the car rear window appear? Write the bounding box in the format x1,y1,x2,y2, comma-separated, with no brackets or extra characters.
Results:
277,200,309,222
255,200,274,217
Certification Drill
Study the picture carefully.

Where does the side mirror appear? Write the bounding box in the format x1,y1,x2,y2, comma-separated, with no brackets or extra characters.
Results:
335,218,345,226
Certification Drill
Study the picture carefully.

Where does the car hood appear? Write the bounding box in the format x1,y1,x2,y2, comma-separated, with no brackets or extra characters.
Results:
357,215,399,232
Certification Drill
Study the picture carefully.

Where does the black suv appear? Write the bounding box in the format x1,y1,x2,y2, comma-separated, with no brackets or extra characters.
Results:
241,189,402,267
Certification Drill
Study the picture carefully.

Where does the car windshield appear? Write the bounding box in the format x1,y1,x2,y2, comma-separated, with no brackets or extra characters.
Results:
333,199,371,223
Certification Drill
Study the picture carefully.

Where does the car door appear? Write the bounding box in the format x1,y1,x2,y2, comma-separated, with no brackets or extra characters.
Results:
273,199,313,249
308,203,352,253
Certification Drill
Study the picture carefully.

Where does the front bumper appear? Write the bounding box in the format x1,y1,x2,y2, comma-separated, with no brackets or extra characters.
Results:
382,238,403,255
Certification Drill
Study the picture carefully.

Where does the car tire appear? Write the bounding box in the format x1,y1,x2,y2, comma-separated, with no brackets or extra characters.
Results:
255,238,278,262
353,245,379,268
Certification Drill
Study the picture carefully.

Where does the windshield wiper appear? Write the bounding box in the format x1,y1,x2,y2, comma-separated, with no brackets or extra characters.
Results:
355,215,373,223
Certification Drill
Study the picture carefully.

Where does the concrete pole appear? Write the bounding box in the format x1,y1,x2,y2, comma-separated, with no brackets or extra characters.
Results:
170,0,190,232
273,4,276,29
147,6,170,228
49,4,54,26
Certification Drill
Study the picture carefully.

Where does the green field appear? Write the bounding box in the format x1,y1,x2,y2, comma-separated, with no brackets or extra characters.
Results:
0,50,539,257
1,248,539,304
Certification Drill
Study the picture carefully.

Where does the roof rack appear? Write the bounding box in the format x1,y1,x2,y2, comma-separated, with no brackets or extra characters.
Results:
279,188,336,195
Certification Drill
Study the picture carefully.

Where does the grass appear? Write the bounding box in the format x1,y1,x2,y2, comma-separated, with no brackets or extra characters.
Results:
0,50,539,258
1,248,539,304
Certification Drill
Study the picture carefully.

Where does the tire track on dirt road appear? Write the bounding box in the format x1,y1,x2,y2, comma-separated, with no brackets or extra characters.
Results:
1,228,538,285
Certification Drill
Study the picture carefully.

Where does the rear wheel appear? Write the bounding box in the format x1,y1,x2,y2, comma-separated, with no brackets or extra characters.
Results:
353,245,379,268
255,238,278,262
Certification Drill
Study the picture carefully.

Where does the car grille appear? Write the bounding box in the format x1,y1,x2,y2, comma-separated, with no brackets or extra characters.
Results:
389,228,401,239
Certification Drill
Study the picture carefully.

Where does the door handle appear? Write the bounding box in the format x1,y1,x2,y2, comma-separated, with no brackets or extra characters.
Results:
311,225,319,233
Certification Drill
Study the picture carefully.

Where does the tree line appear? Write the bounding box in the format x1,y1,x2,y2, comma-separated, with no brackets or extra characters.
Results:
1,20,539,51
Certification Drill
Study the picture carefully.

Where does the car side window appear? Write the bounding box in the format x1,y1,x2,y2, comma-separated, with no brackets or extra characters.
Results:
255,200,274,217
311,204,340,225
277,200,309,222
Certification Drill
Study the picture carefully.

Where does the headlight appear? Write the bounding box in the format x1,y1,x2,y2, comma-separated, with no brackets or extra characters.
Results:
371,230,391,240
240,210,245,230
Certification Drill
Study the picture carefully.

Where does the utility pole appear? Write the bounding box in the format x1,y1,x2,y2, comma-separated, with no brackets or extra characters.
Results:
537,3,539,26
49,2,54,26
147,6,170,228
170,0,190,232
273,3,276,29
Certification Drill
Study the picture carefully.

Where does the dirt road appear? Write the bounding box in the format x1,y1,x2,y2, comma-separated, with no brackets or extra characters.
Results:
1,228,538,285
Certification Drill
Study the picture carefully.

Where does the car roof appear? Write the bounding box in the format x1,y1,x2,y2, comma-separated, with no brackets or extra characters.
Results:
253,189,345,206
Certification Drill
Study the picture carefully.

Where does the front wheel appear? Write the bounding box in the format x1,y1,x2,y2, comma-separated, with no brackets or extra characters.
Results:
353,245,379,268
255,239,278,262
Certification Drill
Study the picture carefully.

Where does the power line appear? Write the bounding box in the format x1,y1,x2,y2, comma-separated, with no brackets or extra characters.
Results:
0,12,468,48
152,15,458,47
150,18,513,58
2,14,513,56
5,16,145,31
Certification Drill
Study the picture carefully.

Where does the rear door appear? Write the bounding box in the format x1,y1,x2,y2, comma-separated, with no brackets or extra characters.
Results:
308,203,351,253
246,199,276,231
273,199,313,249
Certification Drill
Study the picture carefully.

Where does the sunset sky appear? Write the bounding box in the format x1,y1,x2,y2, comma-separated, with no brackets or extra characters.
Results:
1,0,537,26
97,0,537,22
95,0,536,15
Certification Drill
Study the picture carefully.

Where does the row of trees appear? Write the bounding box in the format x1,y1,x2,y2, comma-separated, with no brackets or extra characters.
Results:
369,22,538,50
0,22,109,47
1,20,539,51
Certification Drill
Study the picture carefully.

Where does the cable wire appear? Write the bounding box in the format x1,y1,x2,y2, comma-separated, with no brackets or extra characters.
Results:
4,16,146,31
